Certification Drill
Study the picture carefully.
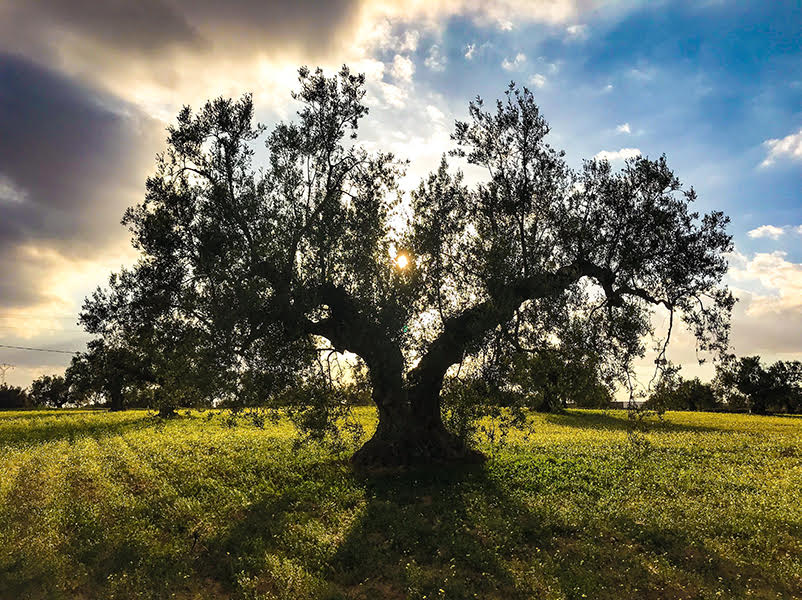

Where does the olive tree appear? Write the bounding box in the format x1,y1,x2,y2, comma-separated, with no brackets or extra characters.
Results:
82,67,734,465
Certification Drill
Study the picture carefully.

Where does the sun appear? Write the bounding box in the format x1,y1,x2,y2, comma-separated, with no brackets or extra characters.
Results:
395,253,409,269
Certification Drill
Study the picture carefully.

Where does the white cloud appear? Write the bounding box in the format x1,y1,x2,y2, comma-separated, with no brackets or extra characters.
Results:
747,225,787,240
391,54,415,82
528,73,546,88
761,127,802,167
535,57,560,75
502,53,526,71
628,67,656,81
424,44,446,71
594,147,641,162
615,122,631,134
729,251,802,314
602,83,614,93
426,105,446,124
369,0,590,33
565,24,587,39
464,41,493,60
399,30,420,52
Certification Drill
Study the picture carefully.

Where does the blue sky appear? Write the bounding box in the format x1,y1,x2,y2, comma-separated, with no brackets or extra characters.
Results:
0,0,800,386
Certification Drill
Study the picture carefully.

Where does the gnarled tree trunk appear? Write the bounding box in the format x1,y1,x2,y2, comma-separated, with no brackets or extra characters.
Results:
351,355,483,467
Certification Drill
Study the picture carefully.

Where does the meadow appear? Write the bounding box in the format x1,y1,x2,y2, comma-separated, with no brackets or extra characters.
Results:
0,408,800,599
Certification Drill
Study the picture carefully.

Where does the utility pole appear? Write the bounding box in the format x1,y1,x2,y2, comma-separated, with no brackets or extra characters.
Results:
0,363,13,385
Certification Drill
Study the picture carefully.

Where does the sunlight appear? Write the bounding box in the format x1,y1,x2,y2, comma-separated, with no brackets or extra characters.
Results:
395,253,409,269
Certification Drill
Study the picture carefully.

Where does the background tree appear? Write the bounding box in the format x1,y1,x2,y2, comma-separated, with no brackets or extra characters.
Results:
511,349,614,411
67,339,148,411
82,67,734,466
646,371,719,411
715,356,802,414
0,384,28,410
28,374,70,408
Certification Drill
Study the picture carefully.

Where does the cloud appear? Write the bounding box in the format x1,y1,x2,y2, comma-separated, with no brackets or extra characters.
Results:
747,225,787,240
729,251,802,314
2,0,361,59
377,81,409,108
0,1,364,110
627,66,656,81
0,55,158,308
565,24,588,39
391,54,415,82
399,30,420,52
464,41,492,61
593,147,641,162
0,175,28,205
502,53,527,71
616,122,631,134
761,127,802,167
529,73,547,88
364,0,593,29
543,60,560,74
426,105,446,123
424,44,446,71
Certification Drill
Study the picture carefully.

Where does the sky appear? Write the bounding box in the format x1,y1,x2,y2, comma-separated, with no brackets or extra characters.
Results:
0,0,800,388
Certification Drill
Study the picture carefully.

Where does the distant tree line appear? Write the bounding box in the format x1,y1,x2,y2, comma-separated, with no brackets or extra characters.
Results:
646,356,802,415
2,352,799,416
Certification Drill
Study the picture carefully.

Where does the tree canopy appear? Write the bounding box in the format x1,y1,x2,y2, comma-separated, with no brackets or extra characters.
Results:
81,66,735,465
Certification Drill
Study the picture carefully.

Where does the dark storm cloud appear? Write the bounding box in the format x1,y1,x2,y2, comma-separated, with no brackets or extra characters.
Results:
1,0,360,65
0,53,161,246
0,53,163,307
11,0,204,55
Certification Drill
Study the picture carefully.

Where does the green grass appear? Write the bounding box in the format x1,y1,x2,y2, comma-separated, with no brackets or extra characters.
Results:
0,408,800,599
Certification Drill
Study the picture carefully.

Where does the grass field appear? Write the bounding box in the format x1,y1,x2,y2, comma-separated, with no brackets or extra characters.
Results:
0,408,800,599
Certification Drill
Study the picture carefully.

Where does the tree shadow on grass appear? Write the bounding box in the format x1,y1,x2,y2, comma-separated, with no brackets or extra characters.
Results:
327,465,556,599
197,454,800,600
324,463,799,599
544,410,722,434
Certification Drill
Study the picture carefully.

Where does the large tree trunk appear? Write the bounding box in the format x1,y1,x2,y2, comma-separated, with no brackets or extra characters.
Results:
351,363,484,468
108,387,124,412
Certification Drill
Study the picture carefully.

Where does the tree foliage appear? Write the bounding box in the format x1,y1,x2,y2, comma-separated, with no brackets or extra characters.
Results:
28,374,70,408
81,67,734,465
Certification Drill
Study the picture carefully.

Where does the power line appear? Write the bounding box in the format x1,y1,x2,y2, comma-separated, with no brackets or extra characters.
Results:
0,344,79,355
